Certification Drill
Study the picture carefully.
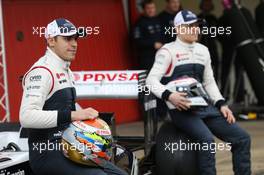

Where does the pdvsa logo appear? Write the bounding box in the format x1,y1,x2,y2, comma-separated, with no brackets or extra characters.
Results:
73,72,138,82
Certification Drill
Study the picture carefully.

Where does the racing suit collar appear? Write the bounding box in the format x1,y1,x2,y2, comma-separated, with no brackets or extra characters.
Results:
46,47,71,70
176,37,195,49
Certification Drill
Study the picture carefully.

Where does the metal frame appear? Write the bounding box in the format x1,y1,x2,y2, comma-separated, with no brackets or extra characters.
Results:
0,0,10,122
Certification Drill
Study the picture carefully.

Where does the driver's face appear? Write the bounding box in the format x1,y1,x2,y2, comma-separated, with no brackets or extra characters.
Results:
144,3,156,17
177,23,199,43
47,35,78,61
167,0,181,13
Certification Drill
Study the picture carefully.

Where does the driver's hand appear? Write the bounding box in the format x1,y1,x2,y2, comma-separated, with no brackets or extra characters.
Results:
71,107,99,121
168,92,191,111
154,42,163,49
220,105,236,124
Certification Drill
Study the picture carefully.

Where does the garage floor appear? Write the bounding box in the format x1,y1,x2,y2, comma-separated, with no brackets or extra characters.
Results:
116,120,264,175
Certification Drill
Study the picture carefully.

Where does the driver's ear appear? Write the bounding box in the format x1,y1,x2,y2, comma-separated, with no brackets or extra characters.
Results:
47,37,56,47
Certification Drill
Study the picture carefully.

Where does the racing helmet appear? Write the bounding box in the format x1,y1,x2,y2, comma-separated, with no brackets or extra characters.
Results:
61,118,113,167
165,77,210,109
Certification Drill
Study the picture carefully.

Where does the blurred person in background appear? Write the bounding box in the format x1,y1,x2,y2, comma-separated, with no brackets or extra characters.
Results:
218,0,233,95
156,0,182,119
159,0,182,43
133,0,164,71
198,0,220,83
255,0,264,36
219,0,262,103
133,0,167,120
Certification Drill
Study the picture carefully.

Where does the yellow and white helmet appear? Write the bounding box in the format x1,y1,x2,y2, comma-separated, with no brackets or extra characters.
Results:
61,118,113,167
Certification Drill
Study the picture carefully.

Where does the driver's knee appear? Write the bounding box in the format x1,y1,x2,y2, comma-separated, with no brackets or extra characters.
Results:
231,129,251,148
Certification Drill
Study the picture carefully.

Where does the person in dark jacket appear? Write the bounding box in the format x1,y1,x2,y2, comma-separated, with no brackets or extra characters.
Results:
158,0,182,43
255,0,264,36
219,0,263,103
198,0,220,83
133,0,164,71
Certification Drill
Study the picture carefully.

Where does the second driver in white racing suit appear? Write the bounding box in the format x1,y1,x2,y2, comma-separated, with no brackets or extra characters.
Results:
146,10,251,175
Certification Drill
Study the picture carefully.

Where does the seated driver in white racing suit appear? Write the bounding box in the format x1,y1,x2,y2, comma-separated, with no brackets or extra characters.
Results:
146,10,251,175
19,18,127,175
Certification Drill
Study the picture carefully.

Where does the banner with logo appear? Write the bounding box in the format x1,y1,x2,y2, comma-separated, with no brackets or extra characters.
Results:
73,70,144,99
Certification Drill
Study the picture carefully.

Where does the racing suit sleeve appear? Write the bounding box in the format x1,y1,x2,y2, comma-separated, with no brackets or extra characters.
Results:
203,48,225,107
146,48,172,100
19,68,71,129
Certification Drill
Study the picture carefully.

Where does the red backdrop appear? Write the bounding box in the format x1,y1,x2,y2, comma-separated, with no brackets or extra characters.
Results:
3,0,141,124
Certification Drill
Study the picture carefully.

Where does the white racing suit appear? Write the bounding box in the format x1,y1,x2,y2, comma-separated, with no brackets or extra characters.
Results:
146,38,224,107
146,38,251,175
20,47,127,175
